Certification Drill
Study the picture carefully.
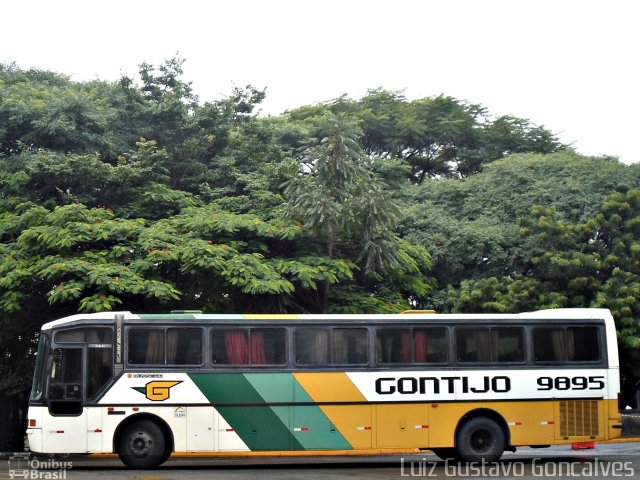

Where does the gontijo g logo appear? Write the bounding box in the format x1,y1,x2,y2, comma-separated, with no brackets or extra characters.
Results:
132,380,182,401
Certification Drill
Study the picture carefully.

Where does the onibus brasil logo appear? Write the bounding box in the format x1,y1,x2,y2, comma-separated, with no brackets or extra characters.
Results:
132,381,182,401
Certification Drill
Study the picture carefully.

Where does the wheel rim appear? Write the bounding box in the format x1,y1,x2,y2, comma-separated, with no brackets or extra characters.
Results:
470,428,493,453
128,430,154,457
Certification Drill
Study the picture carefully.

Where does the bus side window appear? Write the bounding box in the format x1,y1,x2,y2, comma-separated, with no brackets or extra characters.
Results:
211,329,249,364
129,329,165,364
456,328,491,363
333,328,368,365
212,328,286,366
87,346,113,399
567,327,600,362
376,328,412,364
167,328,202,365
533,327,566,362
251,328,286,365
534,326,601,363
414,327,448,363
295,328,329,365
492,327,524,362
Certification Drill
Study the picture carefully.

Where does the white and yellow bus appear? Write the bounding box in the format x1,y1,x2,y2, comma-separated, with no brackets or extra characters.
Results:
26,308,622,468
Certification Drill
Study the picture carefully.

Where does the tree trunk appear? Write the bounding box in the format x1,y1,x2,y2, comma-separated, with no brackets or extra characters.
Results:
320,239,335,313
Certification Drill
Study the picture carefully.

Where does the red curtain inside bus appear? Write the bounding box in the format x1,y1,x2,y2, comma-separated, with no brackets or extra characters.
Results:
414,329,428,363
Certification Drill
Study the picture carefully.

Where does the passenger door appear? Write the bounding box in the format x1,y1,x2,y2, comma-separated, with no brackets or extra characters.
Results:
43,347,88,453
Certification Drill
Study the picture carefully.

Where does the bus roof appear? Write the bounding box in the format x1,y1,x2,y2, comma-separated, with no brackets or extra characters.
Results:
40,308,614,330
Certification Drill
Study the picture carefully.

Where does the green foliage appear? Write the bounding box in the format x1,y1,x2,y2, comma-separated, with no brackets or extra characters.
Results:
195,117,301,216
288,88,564,181
282,114,432,311
403,152,640,293
284,114,404,268
0,201,366,319
0,63,142,159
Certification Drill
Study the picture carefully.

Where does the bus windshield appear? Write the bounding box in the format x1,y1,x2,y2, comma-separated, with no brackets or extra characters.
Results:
29,334,49,401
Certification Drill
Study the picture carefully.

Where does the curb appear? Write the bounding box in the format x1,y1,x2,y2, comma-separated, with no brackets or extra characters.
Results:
601,436,640,444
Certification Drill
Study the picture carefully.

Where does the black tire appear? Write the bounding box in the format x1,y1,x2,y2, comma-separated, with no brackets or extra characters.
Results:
455,416,505,462
431,447,460,461
117,419,167,469
160,445,172,465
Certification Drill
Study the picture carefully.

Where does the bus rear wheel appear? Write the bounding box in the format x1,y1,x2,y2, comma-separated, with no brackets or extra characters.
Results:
455,416,505,462
117,419,167,469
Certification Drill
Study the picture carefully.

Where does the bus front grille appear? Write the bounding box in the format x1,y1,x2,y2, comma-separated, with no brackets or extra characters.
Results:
560,400,599,437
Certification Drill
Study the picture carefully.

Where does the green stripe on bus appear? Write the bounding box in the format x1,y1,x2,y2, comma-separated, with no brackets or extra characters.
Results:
217,405,297,450
189,372,352,451
242,373,294,428
244,373,352,450
290,377,352,450
188,373,303,451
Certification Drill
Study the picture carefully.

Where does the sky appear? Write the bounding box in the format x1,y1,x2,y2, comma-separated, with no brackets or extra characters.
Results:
2,0,639,163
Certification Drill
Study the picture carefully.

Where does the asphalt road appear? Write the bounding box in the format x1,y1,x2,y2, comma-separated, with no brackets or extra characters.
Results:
2,442,639,480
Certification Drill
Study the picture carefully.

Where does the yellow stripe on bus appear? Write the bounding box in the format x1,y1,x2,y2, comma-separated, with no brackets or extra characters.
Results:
293,372,367,402
293,372,372,448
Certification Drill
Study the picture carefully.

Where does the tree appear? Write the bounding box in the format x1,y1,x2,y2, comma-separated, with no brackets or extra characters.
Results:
0,139,185,217
287,89,564,181
480,115,562,160
0,63,139,160
195,116,302,214
401,152,640,308
283,114,431,312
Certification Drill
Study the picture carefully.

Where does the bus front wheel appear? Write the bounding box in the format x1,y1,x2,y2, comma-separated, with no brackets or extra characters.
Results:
117,419,167,469
455,416,505,462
